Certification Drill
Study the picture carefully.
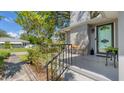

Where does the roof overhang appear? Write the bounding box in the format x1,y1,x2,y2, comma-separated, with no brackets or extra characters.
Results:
60,11,118,33
102,11,118,19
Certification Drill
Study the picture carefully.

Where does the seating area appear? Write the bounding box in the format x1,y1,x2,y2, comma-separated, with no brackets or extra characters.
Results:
69,44,88,55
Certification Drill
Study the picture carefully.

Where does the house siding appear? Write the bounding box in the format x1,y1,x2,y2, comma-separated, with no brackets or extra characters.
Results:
70,11,90,26
88,25,95,53
70,24,89,46
68,11,90,54
118,12,124,80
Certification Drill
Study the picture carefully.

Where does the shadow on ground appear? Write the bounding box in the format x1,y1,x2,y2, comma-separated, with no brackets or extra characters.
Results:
64,72,74,81
3,61,27,79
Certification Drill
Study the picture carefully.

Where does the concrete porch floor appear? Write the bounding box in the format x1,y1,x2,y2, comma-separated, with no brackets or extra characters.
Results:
69,54,118,81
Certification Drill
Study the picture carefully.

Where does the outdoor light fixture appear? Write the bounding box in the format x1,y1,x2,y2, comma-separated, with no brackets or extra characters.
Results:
91,28,95,33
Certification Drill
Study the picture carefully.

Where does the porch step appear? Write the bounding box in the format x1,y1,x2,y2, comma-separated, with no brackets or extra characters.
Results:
63,69,95,81
96,54,106,57
68,66,111,81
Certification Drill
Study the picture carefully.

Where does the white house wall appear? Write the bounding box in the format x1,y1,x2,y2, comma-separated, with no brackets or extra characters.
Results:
118,12,124,80
70,11,90,26
66,32,70,44
89,25,95,53
69,11,90,54
69,24,89,54
114,19,118,48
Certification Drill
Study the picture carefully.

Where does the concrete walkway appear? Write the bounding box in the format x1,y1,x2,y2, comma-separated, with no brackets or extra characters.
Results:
3,54,37,81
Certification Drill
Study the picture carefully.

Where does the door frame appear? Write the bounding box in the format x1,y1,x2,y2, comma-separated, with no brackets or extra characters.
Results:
96,23,114,54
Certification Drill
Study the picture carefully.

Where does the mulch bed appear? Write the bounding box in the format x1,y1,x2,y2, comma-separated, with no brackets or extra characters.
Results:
28,64,47,81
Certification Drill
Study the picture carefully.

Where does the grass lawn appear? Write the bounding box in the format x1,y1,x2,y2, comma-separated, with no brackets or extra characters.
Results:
0,48,29,53
11,48,29,52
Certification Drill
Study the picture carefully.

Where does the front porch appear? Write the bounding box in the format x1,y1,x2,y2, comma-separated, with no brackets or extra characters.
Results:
64,54,118,81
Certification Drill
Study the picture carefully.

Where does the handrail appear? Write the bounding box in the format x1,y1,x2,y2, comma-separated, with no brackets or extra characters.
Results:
45,44,72,81
45,51,63,67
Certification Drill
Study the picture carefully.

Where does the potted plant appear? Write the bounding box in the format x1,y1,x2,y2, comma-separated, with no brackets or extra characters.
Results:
105,47,118,55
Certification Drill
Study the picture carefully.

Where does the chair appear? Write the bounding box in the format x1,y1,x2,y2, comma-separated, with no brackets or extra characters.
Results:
69,40,88,55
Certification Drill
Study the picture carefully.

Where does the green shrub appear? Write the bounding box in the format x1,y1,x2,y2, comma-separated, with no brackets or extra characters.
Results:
4,42,12,49
0,57,4,65
18,55,28,62
28,46,47,72
0,50,10,72
0,50,10,58
41,45,60,53
0,56,4,72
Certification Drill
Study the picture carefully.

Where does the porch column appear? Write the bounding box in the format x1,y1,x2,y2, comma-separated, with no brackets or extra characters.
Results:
118,12,124,80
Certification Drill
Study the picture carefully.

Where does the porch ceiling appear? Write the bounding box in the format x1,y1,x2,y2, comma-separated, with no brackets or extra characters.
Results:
103,11,118,19
87,17,117,25
88,11,118,25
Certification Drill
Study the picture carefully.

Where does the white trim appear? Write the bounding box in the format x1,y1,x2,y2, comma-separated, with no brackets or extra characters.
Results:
0,42,23,44
10,42,23,44
114,22,116,47
95,26,97,55
113,20,118,48
95,22,115,55
0,42,5,44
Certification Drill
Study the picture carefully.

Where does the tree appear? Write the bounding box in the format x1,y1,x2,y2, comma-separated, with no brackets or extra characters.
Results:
15,12,70,72
0,29,11,37
0,16,4,20
15,11,70,45
20,33,28,40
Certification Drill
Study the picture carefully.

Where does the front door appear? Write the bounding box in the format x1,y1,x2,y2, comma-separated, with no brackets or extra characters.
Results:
96,23,114,54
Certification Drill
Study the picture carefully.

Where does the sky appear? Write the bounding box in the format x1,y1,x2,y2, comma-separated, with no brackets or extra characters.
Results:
0,11,22,38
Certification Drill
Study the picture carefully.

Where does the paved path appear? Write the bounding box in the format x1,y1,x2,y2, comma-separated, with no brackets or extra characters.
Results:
3,54,37,81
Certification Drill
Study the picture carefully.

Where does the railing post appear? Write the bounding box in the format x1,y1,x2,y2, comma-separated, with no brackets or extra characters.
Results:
67,44,69,66
55,58,58,79
58,53,61,74
63,45,64,69
51,62,53,80
106,52,108,66
66,45,67,67
71,44,72,65
46,66,49,81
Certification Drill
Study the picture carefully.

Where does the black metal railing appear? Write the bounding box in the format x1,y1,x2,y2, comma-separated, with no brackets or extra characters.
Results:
45,44,72,81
